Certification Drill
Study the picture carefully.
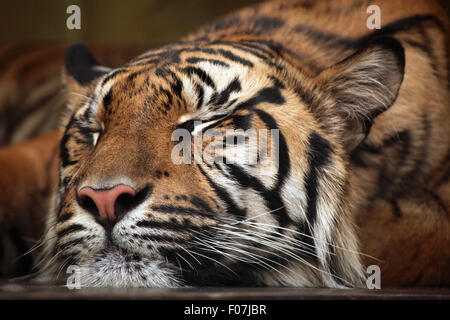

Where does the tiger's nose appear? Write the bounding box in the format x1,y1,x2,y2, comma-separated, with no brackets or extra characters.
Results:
77,185,136,229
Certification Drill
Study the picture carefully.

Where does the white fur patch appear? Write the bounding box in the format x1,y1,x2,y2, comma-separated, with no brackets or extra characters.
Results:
72,248,182,288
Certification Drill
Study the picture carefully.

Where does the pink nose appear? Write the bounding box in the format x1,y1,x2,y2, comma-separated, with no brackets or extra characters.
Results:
77,185,136,225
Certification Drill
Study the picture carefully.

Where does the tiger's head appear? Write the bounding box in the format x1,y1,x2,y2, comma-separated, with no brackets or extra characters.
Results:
39,38,404,288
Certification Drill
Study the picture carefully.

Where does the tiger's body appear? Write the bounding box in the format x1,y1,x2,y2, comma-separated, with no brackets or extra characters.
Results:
0,0,449,287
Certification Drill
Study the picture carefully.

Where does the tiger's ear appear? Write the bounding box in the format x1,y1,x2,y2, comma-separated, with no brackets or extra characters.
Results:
63,44,111,94
316,37,405,151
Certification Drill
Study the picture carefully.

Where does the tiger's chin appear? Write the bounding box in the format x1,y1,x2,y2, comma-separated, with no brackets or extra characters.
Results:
65,248,183,288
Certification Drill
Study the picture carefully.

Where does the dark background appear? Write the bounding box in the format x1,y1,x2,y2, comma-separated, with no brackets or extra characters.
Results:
0,0,446,47
0,0,261,47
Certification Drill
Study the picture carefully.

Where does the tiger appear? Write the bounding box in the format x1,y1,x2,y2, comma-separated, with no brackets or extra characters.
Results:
0,0,448,288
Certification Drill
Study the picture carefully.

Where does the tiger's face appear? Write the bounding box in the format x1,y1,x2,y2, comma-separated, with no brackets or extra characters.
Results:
39,38,404,288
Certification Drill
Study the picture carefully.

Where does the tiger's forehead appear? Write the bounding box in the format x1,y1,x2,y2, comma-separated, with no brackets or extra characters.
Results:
86,42,282,124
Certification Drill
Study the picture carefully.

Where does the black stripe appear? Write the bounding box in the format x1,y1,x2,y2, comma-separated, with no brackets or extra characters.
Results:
235,86,285,111
190,195,214,213
131,58,159,67
129,46,218,65
433,149,450,187
155,67,175,78
292,14,446,52
197,164,247,219
253,109,290,190
224,135,247,145
360,14,446,46
350,142,380,167
175,194,188,201
60,116,98,167
159,87,173,106
151,205,214,219
186,57,230,68
221,42,273,61
182,66,216,89
351,130,410,171
217,108,293,227
74,124,95,145
294,82,322,111
134,233,192,243
426,190,448,216
217,49,254,67
136,219,208,233
232,114,253,131
57,224,85,239
405,30,440,78
249,39,321,74
225,162,292,227
391,200,403,218
100,69,126,87
57,212,74,223
60,133,77,167
210,77,241,106
170,77,183,98
253,16,285,30
375,130,411,199
193,82,204,109
210,16,242,32
304,132,332,227
268,75,285,89
437,168,450,187
127,66,162,82
57,238,85,251
293,24,357,49
198,112,252,134
296,223,318,262
257,87,284,105
239,41,275,56
405,39,439,77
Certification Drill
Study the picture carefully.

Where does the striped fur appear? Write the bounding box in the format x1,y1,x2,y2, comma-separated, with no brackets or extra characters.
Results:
0,0,449,287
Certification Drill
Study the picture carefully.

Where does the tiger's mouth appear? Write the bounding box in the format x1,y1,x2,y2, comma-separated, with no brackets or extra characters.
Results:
67,247,183,288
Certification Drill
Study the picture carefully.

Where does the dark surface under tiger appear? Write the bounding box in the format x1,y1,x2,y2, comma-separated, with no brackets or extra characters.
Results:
1,281,450,299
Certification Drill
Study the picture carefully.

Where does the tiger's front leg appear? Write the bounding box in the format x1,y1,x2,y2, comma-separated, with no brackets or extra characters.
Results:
0,130,60,277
